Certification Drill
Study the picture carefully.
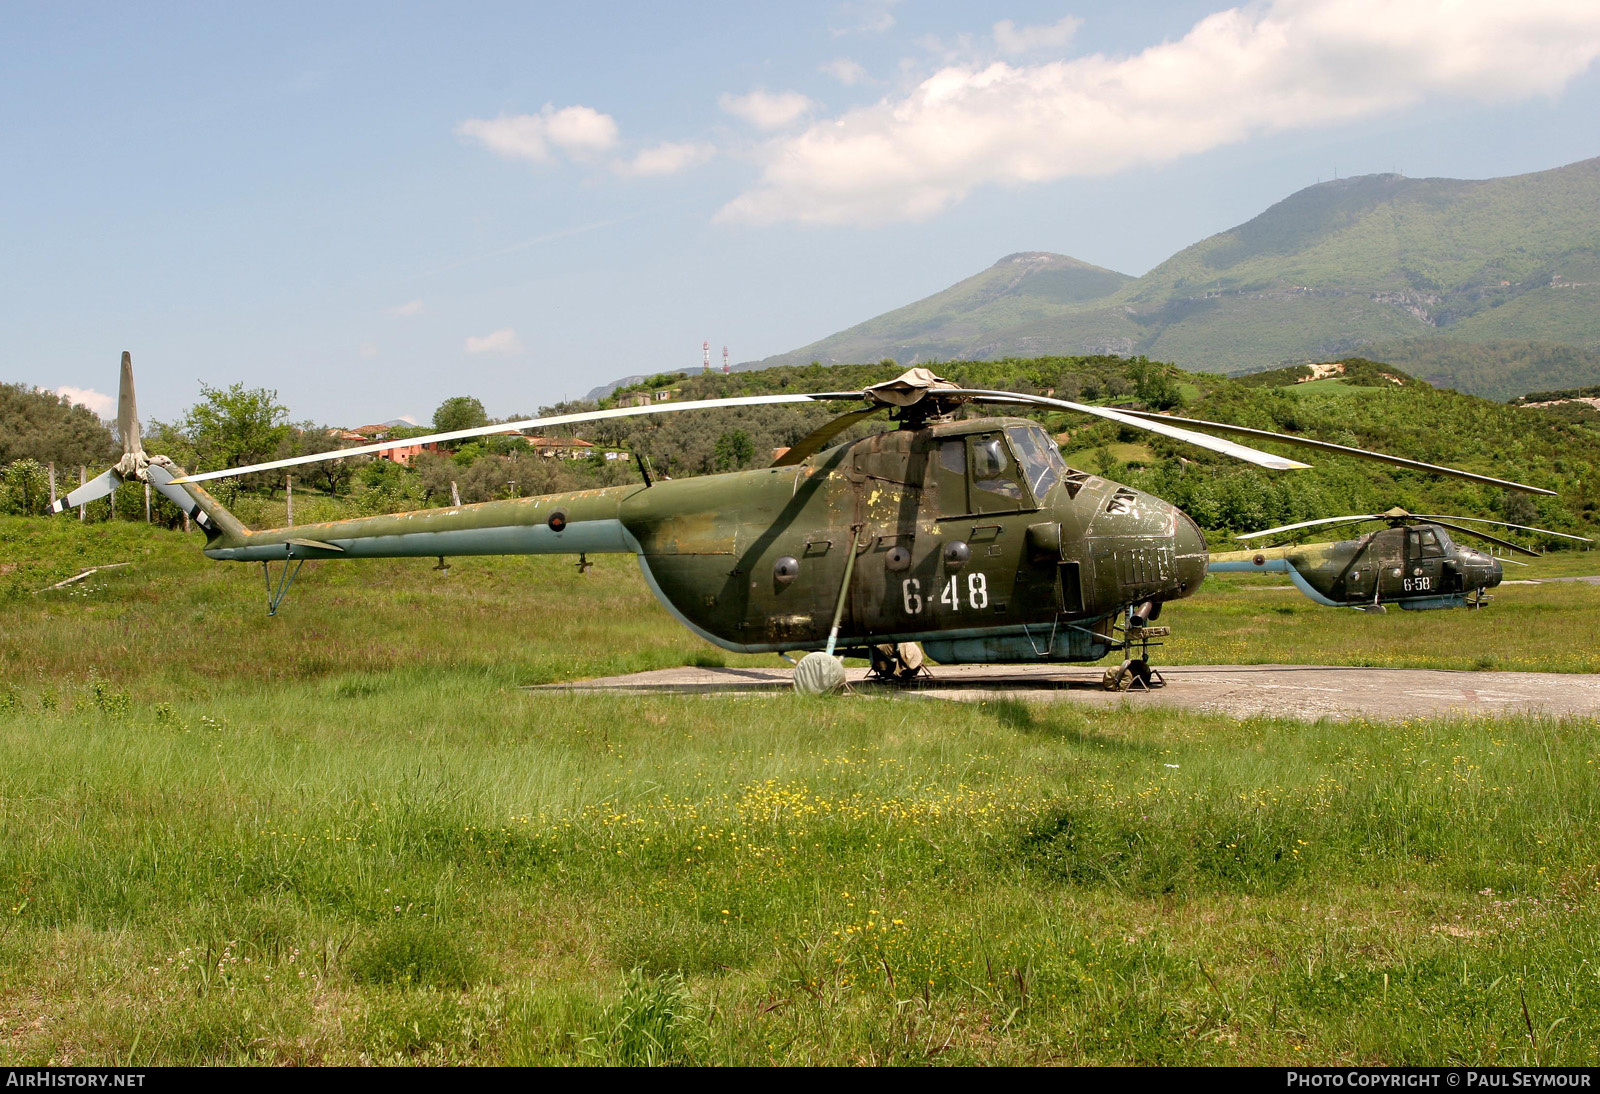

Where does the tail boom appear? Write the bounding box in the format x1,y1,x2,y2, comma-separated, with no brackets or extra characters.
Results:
197,485,642,562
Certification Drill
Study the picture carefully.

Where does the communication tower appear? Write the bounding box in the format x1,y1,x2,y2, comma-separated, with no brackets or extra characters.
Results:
702,340,711,372
722,346,730,374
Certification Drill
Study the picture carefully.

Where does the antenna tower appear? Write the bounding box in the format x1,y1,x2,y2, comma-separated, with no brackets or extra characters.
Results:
722,346,730,374
702,340,710,372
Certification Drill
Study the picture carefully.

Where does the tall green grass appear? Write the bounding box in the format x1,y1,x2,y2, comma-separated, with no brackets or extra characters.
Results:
2,517,1599,1063
1,678,1597,1064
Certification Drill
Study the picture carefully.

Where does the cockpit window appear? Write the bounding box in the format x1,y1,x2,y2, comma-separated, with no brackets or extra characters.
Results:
1004,425,1067,499
971,437,1023,501
1414,527,1446,558
960,435,1024,505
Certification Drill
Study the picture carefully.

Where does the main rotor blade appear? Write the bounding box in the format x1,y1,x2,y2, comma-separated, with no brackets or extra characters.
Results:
772,406,887,467
1426,518,1541,557
169,391,865,484
1110,407,1555,495
117,351,141,457
1234,515,1384,541
48,468,122,513
951,390,1312,471
1412,515,1592,543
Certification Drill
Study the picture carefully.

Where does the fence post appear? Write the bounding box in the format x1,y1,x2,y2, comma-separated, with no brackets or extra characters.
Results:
144,482,152,523
48,463,56,508
286,475,294,528
79,466,86,521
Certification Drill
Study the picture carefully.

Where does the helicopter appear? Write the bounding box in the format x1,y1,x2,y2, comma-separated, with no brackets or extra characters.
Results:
1208,507,1590,612
51,354,1557,691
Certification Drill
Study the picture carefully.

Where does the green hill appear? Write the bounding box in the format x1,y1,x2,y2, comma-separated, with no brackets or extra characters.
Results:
748,157,1600,396
1342,339,1600,403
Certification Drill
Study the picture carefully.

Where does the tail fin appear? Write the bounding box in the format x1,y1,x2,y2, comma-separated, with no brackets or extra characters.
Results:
146,461,250,544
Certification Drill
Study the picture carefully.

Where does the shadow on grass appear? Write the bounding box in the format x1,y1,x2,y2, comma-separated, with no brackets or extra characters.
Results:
983,698,1160,756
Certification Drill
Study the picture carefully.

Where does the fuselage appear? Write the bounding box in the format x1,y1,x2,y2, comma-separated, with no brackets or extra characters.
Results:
195,417,1209,662
1209,524,1503,609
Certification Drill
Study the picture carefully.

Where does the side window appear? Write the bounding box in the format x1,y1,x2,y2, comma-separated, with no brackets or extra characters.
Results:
939,439,965,476
936,439,968,515
969,435,1025,512
1417,528,1445,558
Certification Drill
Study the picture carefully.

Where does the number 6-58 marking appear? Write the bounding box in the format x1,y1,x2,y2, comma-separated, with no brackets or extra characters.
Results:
902,573,987,613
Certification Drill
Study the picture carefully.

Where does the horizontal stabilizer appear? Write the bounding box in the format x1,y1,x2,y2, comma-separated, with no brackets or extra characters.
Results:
287,538,345,552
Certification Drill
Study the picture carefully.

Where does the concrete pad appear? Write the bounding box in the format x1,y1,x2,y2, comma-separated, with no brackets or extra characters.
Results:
538,663,1600,722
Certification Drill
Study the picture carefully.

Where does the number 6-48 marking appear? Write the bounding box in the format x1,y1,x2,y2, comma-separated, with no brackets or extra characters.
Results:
903,573,987,613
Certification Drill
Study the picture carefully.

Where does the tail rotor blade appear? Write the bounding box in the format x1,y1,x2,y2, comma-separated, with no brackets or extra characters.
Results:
117,351,141,457
48,468,122,513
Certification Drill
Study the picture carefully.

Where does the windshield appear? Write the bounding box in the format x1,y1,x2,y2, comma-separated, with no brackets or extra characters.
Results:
1005,425,1068,499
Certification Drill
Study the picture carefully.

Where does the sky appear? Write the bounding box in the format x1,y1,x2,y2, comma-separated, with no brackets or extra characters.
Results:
5,0,1600,428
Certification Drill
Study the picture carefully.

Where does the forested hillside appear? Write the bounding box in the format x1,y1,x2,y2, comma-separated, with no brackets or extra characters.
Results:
6,356,1594,546
1347,340,1600,403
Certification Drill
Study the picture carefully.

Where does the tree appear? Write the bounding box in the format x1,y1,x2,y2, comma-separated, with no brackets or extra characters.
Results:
180,383,291,475
289,426,361,495
713,429,755,472
0,459,49,515
0,383,116,467
433,396,488,434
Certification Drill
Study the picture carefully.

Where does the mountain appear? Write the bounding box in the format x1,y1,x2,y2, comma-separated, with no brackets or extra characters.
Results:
744,157,1600,397
584,374,651,403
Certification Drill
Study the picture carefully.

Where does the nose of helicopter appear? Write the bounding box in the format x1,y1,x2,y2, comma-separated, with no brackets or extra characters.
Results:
1171,502,1208,599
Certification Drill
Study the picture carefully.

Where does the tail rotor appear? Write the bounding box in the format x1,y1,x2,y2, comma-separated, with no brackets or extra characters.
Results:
46,352,224,533
48,352,144,514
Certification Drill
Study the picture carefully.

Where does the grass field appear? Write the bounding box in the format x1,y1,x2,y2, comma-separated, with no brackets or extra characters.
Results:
3,517,1599,1064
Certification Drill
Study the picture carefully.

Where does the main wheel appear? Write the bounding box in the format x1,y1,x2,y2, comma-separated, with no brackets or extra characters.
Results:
869,642,925,683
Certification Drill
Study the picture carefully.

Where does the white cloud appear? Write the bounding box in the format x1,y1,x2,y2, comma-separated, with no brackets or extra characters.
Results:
359,342,378,359
831,1,898,36
822,58,872,85
389,299,423,317
620,141,715,177
456,105,619,165
56,385,113,418
992,16,1081,55
719,89,817,130
719,0,1600,227
464,328,522,356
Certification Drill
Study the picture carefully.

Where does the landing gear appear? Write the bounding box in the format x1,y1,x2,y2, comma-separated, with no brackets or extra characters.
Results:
868,642,928,684
1103,657,1158,691
1104,602,1168,691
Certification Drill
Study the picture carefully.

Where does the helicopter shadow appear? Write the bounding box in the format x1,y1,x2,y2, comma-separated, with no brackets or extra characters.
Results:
969,695,1165,757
